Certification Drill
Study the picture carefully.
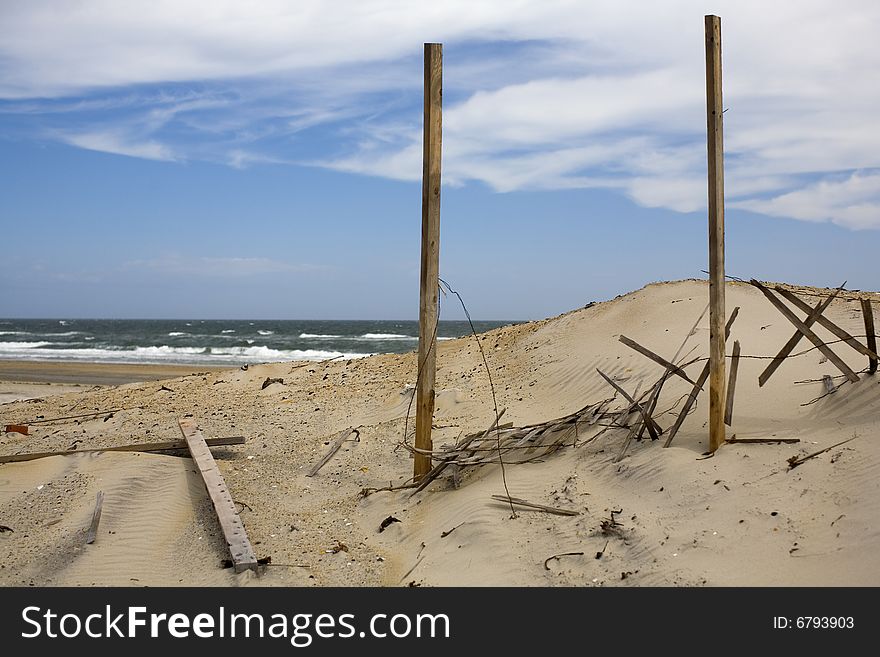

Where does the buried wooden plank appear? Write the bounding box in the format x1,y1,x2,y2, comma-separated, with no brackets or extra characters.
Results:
726,437,800,444
724,340,741,426
0,436,246,465
306,427,358,477
861,298,878,374
774,286,878,361
178,418,258,574
663,307,739,448
489,495,579,516
758,290,840,387
618,335,698,386
750,280,859,384
85,491,104,545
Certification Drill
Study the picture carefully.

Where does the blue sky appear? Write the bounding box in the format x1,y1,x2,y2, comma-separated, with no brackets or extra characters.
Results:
1,0,878,320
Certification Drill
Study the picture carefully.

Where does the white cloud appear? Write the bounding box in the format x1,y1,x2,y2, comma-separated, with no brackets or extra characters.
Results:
733,172,880,230
2,0,880,228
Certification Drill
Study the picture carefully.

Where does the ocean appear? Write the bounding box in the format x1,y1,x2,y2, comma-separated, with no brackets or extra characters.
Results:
0,318,513,367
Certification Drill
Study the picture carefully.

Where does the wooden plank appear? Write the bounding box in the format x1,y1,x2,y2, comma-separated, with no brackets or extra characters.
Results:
618,335,697,386
705,14,726,453
664,306,739,447
178,418,258,574
861,298,878,374
726,437,800,444
596,369,661,439
724,340,741,426
306,427,357,477
414,42,443,481
0,436,246,464
758,290,839,387
490,495,579,516
25,408,126,425
751,280,859,383
774,287,878,360
85,491,104,545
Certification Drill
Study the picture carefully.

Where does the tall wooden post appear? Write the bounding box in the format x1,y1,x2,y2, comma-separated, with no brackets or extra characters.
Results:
414,43,442,481
705,15,726,452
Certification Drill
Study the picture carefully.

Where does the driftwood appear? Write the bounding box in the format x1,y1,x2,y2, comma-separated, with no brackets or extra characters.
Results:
543,552,584,570
787,435,858,469
178,418,258,574
0,436,246,464
23,408,128,425
618,335,697,386
726,437,800,444
775,286,878,360
596,369,661,439
490,495,579,516
758,290,840,386
85,491,104,545
861,298,878,374
4,424,28,435
306,427,359,477
751,280,859,384
724,340,741,426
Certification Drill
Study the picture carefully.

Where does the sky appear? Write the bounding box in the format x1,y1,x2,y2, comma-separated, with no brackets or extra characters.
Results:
1,0,878,320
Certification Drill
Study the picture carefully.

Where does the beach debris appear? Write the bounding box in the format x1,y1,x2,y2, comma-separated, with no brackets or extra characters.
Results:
0,435,246,464
85,491,104,545
4,424,28,435
600,508,623,534
261,377,284,390
221,556,276,569
440,523,464,538
158,385,175,392
664,307,739,447
596,369,661,439
787,434,858,470
0,525,13,533
543,552,584,571
178,418,259,574
751,280,859,384
860,298,877,373
327,541,348,554
20,408,128,426
378,515,401,533
726,437,800,444
490,495,579,516
822,375,838,396
596,540,610,559
240,363,249,371
103,412,115,422
84,497,104,540
306,427,359,477
724,340,741,426
618,335,698,386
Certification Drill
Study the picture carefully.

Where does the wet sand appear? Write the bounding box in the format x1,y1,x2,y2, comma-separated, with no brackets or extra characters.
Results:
0,360,224,386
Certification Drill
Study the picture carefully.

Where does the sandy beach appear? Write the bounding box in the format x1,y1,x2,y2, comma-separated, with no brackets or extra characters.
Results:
1,278,878,587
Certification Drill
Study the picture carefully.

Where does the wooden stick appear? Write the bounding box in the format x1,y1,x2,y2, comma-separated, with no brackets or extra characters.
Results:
490,495,579,516
724,340,740,426
861,298,878,374
774,287,878,360
615,372,667,462
596,369,661,438
758,290,840,386
0,436,246,464
726,437,800,444
178,418,258,574
411,409,505,495
414,42,443,482
705,14,726,453
787,435,858,469
618,335,697,386
85,491,104,545
664,307,739,447
23,408,126,425
751,280,859,383
306,427,358,477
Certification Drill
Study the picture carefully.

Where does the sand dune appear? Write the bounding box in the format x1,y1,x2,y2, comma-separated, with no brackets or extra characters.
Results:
1,279,878,586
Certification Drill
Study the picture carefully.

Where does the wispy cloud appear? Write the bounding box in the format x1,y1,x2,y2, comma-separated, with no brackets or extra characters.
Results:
125,254,326,277
2,1,880,228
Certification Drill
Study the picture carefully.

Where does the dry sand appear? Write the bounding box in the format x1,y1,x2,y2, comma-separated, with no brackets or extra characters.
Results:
1,279,878,587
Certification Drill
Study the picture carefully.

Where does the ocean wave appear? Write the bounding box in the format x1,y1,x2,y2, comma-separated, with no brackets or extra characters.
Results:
360,333,417,340
299,333,342,339
0,330,83,337
257,330,274,335
168,332,189,337
0,331,28,336
0,341,54,349
221,329,236,334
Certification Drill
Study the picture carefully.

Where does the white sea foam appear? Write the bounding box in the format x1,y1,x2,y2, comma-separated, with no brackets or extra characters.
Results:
221,329,236,334
360,333,416,340
168,332,188,336
0,341,53,349
0,331,28,336
299,333,342,339
59,320,68,326
257,330,274,335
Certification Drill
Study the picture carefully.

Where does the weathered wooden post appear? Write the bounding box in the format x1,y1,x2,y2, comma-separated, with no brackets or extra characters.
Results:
414,43,442,481
705,15,726,452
